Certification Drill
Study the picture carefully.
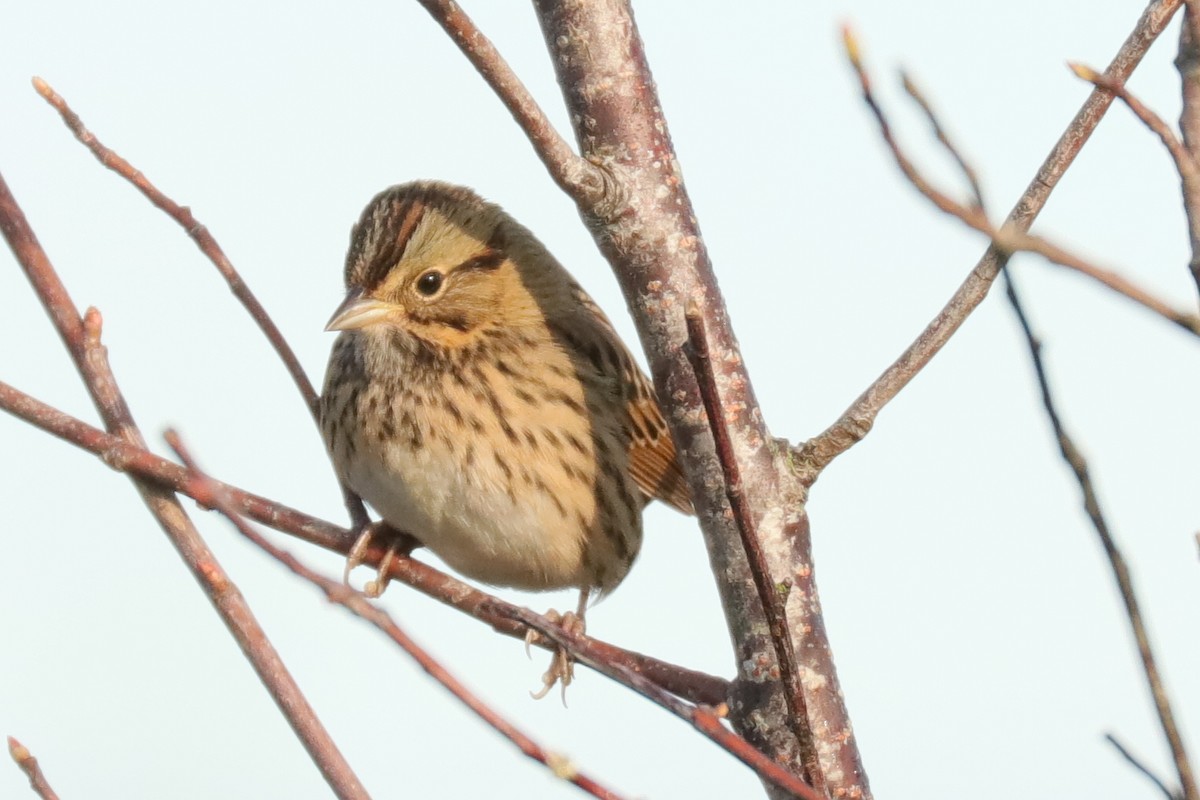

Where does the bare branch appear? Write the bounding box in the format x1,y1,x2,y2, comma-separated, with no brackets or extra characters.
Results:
494,605,824,800
1004,271,1197,800
517,2,868,792
0,173,370,800
1072,55,1200,301
0,380,729,709
801,0,1184,472
1069,63,1199,180
168,433,630,800
813,46,1199,795
7,737,59,800
1178,0,1200,298
31,77,369,530
834,49,1200,346
901,70,986,210
1105,733,1181,800
683,304,820,792
412,0,603,199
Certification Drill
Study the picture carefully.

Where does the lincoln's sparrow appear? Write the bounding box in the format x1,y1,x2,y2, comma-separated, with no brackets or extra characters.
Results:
319,181,693,691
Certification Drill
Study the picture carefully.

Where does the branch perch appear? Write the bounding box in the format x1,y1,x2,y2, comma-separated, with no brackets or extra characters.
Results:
0,379,728,709
169,433,630,800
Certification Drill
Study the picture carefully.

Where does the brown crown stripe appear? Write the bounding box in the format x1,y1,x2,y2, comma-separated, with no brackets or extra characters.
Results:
349,193,429,291
455,248,505,273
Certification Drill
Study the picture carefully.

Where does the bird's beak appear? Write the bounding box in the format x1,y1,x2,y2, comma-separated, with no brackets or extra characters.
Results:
325,288,392,332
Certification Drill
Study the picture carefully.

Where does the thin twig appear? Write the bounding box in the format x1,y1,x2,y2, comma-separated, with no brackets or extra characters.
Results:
7,737,59,800
901,70,986,210
1069,63,1199,180
828,42,1199,800
1106,732,1181,800
31,77,369,530
683,304,821,794
492,605,824,800
800,1,1184,474
1004,270,1197,800
1072,59,1200,302
845,51,1200,340
412,0,601,199
167,434,630,800
0,380,729,709
0,174,370,800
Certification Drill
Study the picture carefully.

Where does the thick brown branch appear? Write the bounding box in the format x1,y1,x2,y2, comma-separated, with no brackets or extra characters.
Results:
31,77,368,530
7,737,59,800
169,434,630,800
1004,272,1197,800
0,173,370,800
527,1,865,793
0,380,729,709
802,0,1184,472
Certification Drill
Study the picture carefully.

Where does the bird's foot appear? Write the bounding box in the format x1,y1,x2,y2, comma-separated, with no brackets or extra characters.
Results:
526,591,589,704
343,520,419,598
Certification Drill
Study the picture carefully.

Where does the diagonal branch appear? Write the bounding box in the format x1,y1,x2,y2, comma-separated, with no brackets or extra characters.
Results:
1004,271,1197,800
824,41,1200,352
683,304,819,792
495,605,823,800
32,77,368,530
1106,732,1182,800
413,0,603,199
1072,57,1200,302
801,0,1184,473
0,174,369,800
7,737,59,800
169,433,630,800
0,379,730,710
813,44,1197,799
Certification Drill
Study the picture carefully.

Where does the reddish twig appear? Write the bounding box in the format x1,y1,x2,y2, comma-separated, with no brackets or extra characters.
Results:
412,0,602,199
7,737,59,800
168,434,630,800
1004,272,1197,800
683,304,820,793
31,77,368,530
492,605,824,800
840,46,1200,343
1072,59,1200,301
833,39,1198,800
1105,733,1181,800
0,380,729,709
801,0,1184,474
0,173,370,800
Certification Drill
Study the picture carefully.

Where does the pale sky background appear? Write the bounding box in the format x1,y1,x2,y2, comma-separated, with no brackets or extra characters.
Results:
2,2,1198,799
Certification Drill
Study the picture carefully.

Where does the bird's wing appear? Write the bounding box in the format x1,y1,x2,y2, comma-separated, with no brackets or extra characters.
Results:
569,284,695,516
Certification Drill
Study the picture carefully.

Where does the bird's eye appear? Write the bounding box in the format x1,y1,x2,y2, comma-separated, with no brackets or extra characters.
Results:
416,271,444,296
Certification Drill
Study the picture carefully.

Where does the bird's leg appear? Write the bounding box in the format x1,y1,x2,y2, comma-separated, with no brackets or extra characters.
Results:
528,589,589,704
342,520,419,597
